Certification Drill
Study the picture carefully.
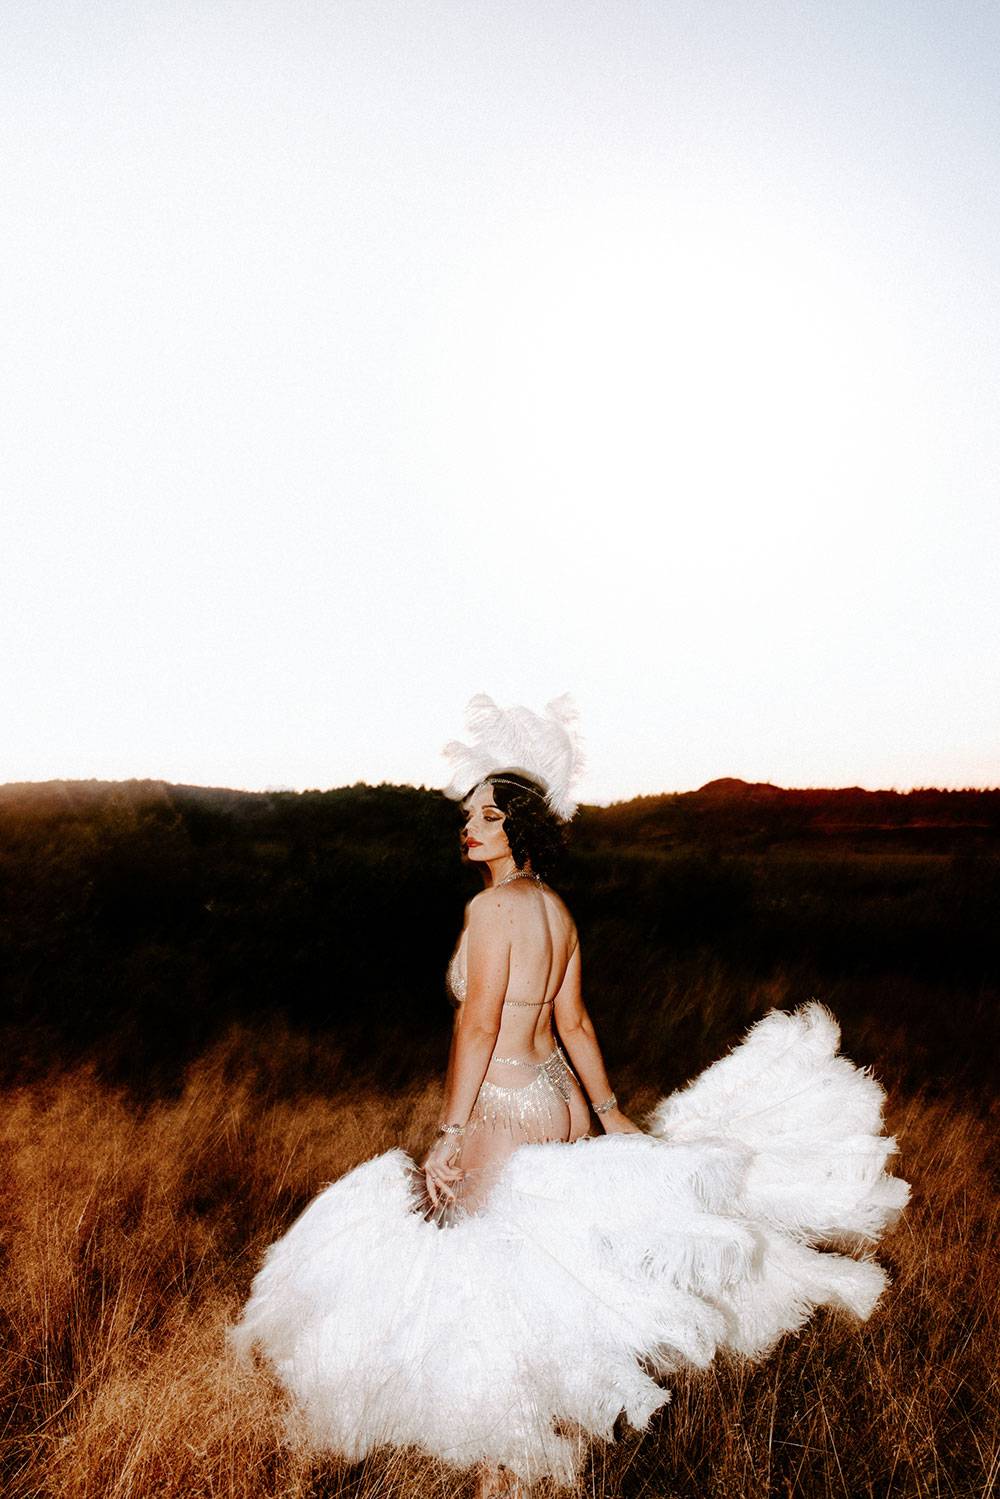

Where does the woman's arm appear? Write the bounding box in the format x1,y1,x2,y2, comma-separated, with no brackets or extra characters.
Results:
442,891,511,1121
553,943,641,1135
423,892,512,1204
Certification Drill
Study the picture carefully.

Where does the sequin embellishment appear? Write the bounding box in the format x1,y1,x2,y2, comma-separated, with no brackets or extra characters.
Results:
467,1047,575,1134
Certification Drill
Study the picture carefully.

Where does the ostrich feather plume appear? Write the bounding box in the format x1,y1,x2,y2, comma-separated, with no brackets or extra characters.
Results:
442,693,585,822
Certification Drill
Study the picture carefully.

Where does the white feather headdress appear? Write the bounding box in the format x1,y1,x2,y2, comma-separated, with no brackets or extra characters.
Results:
442,694,585,823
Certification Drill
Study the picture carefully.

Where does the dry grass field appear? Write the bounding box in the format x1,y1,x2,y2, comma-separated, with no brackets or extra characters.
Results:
2,781,997,1495
2,1008,996,1499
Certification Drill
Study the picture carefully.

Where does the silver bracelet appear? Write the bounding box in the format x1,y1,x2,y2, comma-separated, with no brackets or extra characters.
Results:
436,1123,466,1137
593,1093,617,1116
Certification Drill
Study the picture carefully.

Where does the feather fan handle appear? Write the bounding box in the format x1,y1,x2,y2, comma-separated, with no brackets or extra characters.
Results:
442,694,585,822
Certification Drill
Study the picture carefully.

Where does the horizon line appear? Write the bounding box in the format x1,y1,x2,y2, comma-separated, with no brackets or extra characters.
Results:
1,773,998,803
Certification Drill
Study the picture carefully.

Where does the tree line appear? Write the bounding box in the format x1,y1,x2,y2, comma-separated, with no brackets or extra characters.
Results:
1,777,996,1093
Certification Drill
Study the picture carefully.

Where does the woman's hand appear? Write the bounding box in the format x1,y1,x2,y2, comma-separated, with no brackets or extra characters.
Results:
598,1108,644,1136
422,1134,465,1208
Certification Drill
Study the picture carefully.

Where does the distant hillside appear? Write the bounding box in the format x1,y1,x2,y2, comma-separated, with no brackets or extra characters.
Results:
1,775,997,848
578,778,1000,851
0,778,272,814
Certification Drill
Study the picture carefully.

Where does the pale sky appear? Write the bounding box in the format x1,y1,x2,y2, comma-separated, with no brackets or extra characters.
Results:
3,0,998,801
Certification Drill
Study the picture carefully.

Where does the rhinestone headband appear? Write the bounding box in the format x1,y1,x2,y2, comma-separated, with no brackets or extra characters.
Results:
485,776,549,803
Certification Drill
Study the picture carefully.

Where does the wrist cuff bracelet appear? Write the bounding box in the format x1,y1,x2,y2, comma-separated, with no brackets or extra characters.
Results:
593,1094,617,1116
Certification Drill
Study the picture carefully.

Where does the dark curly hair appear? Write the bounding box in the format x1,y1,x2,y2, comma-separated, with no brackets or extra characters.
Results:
478,771,567,884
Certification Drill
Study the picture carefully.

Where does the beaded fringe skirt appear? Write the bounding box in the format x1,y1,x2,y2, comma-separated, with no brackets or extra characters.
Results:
467,1046,575,1136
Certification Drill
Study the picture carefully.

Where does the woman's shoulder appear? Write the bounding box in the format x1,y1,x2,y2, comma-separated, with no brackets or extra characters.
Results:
542,885,578,949
467,883,520,916
469,881,576,934
464,886,515,945
466,880,545,916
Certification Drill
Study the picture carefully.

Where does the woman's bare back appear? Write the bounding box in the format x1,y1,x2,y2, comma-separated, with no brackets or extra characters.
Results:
450,880,577,1061
448,881,591,1209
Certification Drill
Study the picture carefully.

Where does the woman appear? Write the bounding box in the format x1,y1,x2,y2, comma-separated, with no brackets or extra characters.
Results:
423,769,643,1496
423,771,641,1219
233,698,908,1494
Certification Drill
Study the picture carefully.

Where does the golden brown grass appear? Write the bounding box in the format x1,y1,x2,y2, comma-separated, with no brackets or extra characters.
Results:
2,1027,996,1499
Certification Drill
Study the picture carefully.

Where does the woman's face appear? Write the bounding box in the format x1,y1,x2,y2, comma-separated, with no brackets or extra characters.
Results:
461,783,510,864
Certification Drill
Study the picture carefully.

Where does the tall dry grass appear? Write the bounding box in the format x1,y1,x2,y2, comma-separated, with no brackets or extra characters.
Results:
2,1023,996,1499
